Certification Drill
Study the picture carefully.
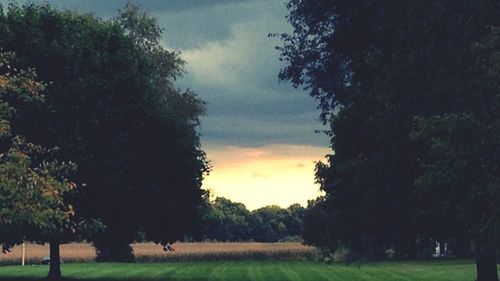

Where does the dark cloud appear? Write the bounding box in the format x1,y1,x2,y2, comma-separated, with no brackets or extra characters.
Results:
156,2,258,49
9,0,254,14
188,83,319,117
7,0,329,148
146,0,255,13
201,113,325,147
10,0,254,49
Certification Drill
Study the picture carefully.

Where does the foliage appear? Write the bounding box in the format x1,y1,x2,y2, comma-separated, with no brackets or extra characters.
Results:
411,113,500,245
409,27,500,245
279,1,500,279
409,28,500,280
0,3,208,261
302,197,334,250
0,52,74,250
199,195,305,242
201,196,250,241
0,52,81,281
248,206,288,242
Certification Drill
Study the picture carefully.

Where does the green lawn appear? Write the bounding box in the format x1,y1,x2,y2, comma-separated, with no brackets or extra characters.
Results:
0,260,478,281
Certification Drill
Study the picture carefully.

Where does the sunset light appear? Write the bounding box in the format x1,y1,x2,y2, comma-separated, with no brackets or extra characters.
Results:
203,144,329,210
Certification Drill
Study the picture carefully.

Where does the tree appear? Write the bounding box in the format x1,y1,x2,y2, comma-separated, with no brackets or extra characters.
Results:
0,52,76,280
302,197,335,250
201,196,250,241
247,204,306,242
279,0,500,279
411,114,499,281
0,3,208,261
198,194,305,242
410,27,500,281
283,204,306,238
249,206,288,242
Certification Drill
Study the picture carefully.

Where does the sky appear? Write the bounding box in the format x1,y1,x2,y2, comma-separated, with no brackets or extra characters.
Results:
9,0,330,210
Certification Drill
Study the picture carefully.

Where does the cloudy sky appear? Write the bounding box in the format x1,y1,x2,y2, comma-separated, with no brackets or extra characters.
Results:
11,0,330,210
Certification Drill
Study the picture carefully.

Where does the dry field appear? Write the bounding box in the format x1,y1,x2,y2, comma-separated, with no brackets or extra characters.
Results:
0,242,316,265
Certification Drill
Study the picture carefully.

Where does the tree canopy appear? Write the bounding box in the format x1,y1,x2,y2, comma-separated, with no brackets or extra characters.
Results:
279,1,500,280
199,194,305,242
0,52,80,280
0,3,208,261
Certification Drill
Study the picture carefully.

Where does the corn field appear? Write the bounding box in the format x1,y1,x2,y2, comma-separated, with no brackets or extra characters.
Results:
0,242,317,265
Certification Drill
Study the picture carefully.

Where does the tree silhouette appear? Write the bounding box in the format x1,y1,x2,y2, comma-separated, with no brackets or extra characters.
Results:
0,3,208,261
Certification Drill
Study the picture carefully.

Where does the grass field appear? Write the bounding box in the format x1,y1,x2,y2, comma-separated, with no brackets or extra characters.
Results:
0,243,481,280
0,242,316,264
0,260,478,281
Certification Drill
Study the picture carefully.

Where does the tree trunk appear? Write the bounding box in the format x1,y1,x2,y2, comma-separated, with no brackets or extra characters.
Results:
476,247,498,281
48,239,61,281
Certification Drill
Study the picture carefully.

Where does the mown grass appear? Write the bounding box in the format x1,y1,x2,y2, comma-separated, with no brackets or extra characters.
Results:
0,260,479,281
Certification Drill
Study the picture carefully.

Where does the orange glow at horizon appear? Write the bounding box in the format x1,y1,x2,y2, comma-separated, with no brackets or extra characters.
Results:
202,144,330,210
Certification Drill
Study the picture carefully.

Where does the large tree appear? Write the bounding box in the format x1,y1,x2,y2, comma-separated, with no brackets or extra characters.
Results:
279,0,500,279
0,3,208,261
410,27,500,281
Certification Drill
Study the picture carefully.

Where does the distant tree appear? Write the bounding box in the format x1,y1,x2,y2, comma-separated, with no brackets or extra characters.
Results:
283,204,306,238
199,195,305,242
202,197,250,241
0,52,77,281
249,206,288,242
0,3,208,261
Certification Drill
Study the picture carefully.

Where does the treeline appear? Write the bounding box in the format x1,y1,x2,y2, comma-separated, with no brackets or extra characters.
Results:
197,196,305,242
